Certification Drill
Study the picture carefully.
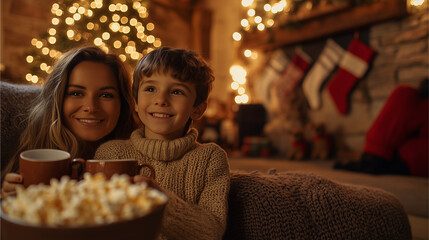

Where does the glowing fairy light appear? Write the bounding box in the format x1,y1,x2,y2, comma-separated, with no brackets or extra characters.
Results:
232,32,242,41
241,0,253,7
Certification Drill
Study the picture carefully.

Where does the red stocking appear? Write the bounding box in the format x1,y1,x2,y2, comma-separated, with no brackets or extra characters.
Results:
275,48,312,103
327,39,375,114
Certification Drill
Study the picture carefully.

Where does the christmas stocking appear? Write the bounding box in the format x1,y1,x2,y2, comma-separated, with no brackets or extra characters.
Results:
302,39,345,110
327,39,375,114
275,47,312,103
258,50,290,109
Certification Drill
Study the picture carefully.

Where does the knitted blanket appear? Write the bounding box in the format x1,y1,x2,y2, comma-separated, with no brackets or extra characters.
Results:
224,170,411,240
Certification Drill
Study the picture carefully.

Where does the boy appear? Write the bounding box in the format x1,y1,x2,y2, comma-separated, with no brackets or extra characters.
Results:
94,47,230,239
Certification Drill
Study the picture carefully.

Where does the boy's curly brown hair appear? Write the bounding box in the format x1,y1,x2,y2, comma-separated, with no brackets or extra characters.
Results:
132,47,214,107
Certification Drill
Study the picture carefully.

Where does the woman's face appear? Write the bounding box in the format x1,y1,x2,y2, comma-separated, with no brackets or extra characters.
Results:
62,61,121,142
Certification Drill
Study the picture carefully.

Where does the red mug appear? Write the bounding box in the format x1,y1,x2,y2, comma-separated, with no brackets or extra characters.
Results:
19,149,76,187
72,159,156,180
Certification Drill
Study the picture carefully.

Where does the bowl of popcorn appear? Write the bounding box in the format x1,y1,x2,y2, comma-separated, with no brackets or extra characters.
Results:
1,173,168,240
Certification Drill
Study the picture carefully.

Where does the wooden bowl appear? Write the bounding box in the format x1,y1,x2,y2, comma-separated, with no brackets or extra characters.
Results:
1,203,166,240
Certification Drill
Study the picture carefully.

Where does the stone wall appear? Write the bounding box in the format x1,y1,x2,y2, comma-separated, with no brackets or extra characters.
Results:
265,10,428,158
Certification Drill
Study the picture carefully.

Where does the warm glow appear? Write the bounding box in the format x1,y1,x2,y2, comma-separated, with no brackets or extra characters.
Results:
52,18,60,25
241,0,253,7
31,75,39,83
244,49,252,57
121,17,128,24
146,23,155,31
114,40,122,48
110,22,120,32
69,6,77,14
36,41,43,48
254,16,262,23
67,29,75,38
257,23,265,31
112,14,120,22
238,87,245,95
48,28,56,35
247,9,255,17
48,37,56,44
131,52,139,60
100,15,107,23
87,22,95,30
264,4,271,11
52,3,59,11
241,19,249,27
230,65,247,78
147,35,155,43
26,56,34,63
154,39,162,47
78,7,85,14
232,32,242,41
102,32,110,40
235,76,246,84
65,17,74,25
241,94,249,103
73,13,81,21
94,37,103,46
123,26,131,34
130,18,137,26
231,82,239,90
26,73,32,81
42,47,49,55
410,0,425,6
40,63,48,70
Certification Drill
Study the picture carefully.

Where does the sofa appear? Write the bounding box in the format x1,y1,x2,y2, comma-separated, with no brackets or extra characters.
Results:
1,81,412,239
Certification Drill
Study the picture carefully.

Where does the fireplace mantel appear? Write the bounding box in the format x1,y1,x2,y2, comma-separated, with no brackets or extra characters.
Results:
240,0,408,51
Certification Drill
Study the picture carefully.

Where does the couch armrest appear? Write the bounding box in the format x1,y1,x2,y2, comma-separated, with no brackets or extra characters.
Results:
224,170,411,240
1,81,41,168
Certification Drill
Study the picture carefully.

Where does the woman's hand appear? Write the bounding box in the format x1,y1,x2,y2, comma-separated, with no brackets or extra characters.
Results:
133,175,161,191
1,173,23,198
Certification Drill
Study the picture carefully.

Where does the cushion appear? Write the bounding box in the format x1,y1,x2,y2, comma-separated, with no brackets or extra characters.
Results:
1,81,41,168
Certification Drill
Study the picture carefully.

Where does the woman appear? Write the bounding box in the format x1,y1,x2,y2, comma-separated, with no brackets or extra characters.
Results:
1,46,140,197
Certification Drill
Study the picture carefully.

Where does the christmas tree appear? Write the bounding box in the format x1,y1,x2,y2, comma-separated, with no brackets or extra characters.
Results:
25,0,161,84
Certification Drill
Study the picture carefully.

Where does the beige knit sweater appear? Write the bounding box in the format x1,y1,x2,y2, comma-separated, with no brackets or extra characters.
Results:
94,128,230,240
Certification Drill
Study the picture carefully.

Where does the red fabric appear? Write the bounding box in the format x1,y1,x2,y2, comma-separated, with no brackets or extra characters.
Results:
328,39,375,115
364,86,428,177
292,140,308,154
276,50,311,101
398,138,428,177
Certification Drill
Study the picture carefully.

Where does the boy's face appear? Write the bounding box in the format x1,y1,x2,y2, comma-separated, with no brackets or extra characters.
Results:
135,72,206,140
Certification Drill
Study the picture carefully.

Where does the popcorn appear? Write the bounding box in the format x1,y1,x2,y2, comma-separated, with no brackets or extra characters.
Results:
2,173,167,226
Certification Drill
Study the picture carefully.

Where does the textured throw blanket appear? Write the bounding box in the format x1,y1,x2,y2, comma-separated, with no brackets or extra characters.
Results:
224,170,411,240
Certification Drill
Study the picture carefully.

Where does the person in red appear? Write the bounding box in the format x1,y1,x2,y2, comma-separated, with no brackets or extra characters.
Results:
335,78,428,177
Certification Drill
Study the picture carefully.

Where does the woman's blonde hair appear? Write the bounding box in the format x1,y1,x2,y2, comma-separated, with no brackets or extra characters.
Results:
2,46,140,178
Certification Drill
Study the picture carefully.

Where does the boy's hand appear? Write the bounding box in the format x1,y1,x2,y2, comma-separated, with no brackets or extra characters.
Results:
1,173,23,198
133,175,161,191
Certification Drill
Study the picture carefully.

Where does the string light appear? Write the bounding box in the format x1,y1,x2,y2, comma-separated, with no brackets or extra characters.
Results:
229,65,249,104
25,0,161,84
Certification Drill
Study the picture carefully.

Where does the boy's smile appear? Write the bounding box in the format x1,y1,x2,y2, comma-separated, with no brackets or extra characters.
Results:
135,72,206,140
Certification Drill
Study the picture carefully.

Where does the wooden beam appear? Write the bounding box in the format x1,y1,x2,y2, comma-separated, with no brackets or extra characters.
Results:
240,0,408,51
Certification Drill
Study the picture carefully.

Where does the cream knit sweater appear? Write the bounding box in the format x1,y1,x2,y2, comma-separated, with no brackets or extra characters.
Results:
94,128,230,240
